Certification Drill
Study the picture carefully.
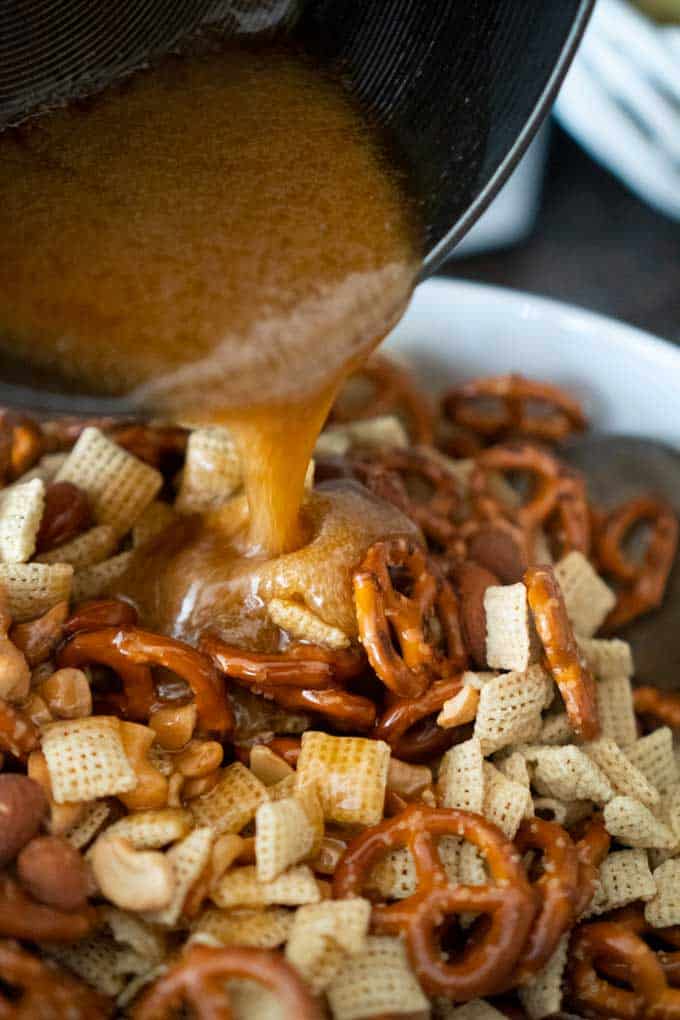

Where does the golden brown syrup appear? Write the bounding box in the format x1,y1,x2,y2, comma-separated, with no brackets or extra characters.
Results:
0,43,421,638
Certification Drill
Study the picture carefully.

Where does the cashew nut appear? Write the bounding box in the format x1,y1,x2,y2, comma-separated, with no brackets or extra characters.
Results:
90,836,175,912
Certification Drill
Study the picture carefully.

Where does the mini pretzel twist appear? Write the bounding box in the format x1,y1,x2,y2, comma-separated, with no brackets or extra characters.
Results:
470,442,589,559
202,631,375,730
64,598,139,635
354,446,460,547
354,538,467,699
329,354,435,444
568,907,680,1020
0,940,111,1019
441,374,586,444
374,678,465,762
0,875,97,943
525,564,600,741
634,686,680,731
596,496,679,631
132,944,322,1020
589,906,680,990
333,804,535,1000
510,818,580,983
571,814,611,919
58,627,231,736
200,632,363,689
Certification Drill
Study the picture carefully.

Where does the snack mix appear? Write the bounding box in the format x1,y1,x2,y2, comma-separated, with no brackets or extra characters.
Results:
0,362,678,1019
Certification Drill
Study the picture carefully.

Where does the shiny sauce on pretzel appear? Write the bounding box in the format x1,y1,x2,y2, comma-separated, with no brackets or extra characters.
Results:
0,41,421,637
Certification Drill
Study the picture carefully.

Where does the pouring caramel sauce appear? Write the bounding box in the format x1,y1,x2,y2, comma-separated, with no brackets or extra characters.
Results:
0,42,422,645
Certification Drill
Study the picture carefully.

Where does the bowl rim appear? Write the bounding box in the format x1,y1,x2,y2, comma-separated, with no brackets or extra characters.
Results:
407,276,680,374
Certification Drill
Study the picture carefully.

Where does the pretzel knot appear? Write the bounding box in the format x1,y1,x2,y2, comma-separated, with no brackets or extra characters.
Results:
596,496,679,631
441,374,586,444
571,814,611,919
525,564,600,741
0,940,111,1019
0,875,97,943
470,442,590,559
510,818,580,983
329,353,435,445
58,627,232,737
333,804,535,1000
374,678,465,762
202,633,376,731
354,446,461,547
634,687,680,732
568,908,680,1020
132,944,322,1020
354,538,467,699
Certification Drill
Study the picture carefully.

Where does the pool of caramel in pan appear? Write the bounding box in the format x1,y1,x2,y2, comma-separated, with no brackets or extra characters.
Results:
0,41,423,644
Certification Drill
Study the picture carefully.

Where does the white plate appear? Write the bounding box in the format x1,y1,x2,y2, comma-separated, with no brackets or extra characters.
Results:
385,278,680,445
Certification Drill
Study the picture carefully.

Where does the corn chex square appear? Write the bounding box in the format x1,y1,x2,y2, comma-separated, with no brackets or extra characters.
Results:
42,716,136,803
627,728,680,794
102,808,193,849
190,763,268,836
286,898,371,994
267,597,350,650
577,637,634,680
255,793,320,882
438,738,484,813
539,712,575,746
326,935,428,1020
595,674,637,747
176,427,241,514
439,1000,508,1019
72,551,133,602
482,762,531,839
296,732,390,827
585,738,659,808
474,665,552,755
211,865,320,910
145,827,214,927
484,582,538,672
56,427,162,537
36,524,118,569
0,562,73,622
588,849,656,916
530,745,613,804
518,935,569,1020
0,478,44,563
554,551,616,637
604,796,677,849
645,859,680,927
191,907,294,949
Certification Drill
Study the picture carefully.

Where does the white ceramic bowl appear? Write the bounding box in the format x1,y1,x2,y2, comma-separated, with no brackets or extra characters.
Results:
385,278,680,445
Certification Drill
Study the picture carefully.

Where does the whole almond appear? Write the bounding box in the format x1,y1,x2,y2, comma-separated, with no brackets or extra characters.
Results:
36,481,91,553
0,774,48,866
17,835,90,911
453,560,499,668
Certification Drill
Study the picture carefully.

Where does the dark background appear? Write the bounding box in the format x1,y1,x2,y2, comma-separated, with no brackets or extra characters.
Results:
442,126,680,344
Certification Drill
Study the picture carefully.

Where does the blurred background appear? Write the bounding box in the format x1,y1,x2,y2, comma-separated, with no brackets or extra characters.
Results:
443,0,680,343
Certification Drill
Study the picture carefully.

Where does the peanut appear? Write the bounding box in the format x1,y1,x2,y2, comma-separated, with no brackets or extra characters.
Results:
174,739,223,779
10,601,69,667
148,702,196,750
0,637,30,702
17,835,91,911
0,774,47,866
40,668,92,719
118,722,168,811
